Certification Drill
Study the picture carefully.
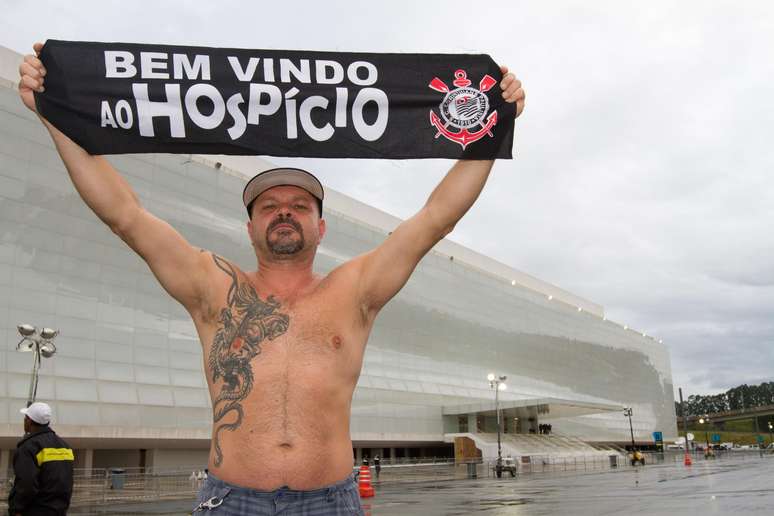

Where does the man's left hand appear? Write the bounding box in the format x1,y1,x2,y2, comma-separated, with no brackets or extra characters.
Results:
500,65,525,118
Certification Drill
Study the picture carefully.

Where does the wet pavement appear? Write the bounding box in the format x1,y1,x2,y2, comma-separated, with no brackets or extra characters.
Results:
70,455,774,515
364,456,774,515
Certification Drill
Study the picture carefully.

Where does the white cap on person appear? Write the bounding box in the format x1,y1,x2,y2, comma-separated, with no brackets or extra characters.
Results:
20,402,52,425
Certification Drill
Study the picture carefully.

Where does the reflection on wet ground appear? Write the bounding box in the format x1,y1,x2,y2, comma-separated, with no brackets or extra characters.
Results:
69,455,774,515
363,456,774,515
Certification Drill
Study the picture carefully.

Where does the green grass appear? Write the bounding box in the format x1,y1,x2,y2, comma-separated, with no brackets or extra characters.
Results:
721,420,765,432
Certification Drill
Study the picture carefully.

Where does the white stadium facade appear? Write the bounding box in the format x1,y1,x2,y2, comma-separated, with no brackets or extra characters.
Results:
0,45,676,475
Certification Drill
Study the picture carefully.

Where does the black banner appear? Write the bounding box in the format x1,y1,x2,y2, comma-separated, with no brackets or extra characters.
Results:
35,40,515,159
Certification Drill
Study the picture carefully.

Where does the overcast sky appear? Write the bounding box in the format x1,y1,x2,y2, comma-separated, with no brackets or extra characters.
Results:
2,1,773,398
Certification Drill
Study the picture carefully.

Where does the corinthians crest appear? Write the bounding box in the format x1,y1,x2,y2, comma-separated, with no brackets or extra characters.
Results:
429,69,498,148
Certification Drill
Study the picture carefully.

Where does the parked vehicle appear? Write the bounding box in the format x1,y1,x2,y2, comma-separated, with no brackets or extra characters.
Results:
498,457,518,477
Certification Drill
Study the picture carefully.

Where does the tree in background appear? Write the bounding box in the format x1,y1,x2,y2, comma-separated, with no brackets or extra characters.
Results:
676,381,774,416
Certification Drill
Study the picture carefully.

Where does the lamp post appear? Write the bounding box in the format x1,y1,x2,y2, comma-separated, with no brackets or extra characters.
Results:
16,324,59,406
768,422,773,449
678,388,692,466
754,416,763,457
488,373,507,478
623,407,635,451
698,415,710,453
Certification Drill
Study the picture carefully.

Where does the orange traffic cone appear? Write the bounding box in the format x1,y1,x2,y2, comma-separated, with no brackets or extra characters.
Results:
684,451,692,466
358,464,375,498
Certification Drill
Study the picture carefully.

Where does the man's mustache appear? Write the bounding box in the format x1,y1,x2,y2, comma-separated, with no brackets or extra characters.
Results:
267,216,303,234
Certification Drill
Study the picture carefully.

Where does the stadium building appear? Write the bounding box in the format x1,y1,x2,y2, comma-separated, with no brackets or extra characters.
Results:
0,46,677,475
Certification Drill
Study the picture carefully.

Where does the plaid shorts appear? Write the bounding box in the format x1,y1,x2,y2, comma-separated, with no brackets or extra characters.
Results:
192,473,364,515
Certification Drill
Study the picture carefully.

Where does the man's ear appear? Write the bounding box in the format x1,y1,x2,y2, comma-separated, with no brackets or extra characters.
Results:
247,219,256,247
318,218,326,241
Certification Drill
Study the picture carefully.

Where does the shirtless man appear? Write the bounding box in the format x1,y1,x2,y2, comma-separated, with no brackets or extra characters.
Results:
19,42,525,515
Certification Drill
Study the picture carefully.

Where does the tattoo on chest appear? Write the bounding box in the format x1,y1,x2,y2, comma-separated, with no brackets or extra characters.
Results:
209,254,290,466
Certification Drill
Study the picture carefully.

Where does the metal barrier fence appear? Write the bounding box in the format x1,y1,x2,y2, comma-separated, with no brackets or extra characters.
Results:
480,448,773,477
1,467,203,510
376,449,774,483
0,449,770,510
71,468,204,506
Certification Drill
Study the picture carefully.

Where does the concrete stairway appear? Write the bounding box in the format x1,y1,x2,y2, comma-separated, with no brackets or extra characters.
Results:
445,432,624,461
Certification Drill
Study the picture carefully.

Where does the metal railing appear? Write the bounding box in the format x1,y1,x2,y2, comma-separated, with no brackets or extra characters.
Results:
480,448,774,477
1,467,203,510
360,456,455,466
372,449,774,483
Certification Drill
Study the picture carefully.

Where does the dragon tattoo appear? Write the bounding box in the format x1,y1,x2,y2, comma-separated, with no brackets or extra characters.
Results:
209,254,290,466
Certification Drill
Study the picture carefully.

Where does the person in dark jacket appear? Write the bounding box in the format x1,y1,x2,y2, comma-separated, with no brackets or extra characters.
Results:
8,402,74,516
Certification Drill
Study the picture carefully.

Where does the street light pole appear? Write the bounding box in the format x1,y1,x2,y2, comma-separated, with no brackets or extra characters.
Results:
699,416,710,455
755,415,763,457
496,381,501,461
488,373,507,478
768,422,773,449
16,324,59,406
623,407,635,451
678,387,692,466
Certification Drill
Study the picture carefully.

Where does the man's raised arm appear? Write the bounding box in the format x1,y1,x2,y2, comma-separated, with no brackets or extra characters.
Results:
356,66,525,317
19,43,211,314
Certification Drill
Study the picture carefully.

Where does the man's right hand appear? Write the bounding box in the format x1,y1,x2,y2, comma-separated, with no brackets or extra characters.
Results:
18,42,46,113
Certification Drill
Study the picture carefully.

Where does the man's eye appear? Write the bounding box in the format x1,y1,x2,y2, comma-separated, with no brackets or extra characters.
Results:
295,204,308,210
263,205,276,211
